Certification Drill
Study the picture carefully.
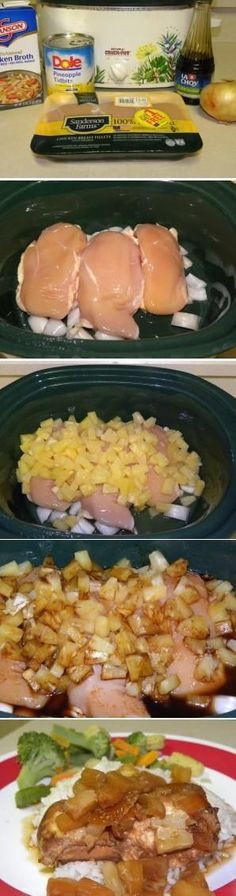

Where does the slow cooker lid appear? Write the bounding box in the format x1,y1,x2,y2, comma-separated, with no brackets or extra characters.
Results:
41,1,194,8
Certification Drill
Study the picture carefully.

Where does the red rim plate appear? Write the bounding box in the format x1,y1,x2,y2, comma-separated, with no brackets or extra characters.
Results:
0,737,235,896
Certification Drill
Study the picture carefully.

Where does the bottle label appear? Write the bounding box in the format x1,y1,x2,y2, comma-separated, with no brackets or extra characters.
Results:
175,71,211,98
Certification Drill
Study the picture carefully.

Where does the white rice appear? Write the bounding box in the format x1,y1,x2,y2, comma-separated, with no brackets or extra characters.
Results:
32,759,236,894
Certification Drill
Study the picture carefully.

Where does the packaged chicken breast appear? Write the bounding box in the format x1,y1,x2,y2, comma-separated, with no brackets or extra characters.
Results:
31,88,203,158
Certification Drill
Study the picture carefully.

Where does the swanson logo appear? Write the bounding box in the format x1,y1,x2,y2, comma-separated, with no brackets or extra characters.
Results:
0,18,27,46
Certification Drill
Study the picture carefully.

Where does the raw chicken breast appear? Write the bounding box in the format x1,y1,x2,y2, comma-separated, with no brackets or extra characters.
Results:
17,222,87,319
147,467,180,505
29,477,71,511
0,656,48,709
68,665,149,717
81,489,135,531
135,223,188,315
78,230,143,338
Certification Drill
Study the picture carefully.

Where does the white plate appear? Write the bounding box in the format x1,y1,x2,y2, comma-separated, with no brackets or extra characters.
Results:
0,734,235,896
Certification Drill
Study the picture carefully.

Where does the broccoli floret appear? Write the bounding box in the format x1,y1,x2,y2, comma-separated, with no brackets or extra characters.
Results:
66,746,94,768
15,784,51,809
17,732,65,790
127,732,148,752
83,725,111,759
52,724,111,760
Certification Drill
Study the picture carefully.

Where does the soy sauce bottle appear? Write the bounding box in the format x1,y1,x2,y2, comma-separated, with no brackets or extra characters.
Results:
175,0,215,105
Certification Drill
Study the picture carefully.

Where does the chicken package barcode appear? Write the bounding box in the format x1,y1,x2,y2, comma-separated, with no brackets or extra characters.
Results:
115,96,149,106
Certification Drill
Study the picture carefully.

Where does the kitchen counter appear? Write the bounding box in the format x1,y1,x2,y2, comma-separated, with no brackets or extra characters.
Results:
0,718,235,750
0,42,235,179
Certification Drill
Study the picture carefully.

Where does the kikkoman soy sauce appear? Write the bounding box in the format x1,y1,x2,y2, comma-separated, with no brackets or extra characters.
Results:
175,0,215,105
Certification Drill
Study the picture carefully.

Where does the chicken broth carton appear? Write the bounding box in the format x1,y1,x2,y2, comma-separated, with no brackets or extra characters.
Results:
0,0,43,109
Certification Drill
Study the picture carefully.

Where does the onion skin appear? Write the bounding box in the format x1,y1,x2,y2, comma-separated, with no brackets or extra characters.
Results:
200,81,236,123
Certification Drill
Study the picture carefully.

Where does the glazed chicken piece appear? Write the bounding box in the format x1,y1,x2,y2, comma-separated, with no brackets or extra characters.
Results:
162,569,227,698
37,769,220,869
17,222,87,319
0,655,48,709
135,224,188,315
77,230,143,338
68,664,149,718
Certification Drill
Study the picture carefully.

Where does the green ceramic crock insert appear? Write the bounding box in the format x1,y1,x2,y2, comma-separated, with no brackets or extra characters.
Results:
0,536,235,719
0,180,236,358
0,365,236,539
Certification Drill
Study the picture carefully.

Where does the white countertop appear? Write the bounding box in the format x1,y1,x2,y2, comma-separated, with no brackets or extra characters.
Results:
1,42,235,179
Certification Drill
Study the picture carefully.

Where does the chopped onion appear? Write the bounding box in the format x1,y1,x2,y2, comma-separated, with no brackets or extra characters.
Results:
6,592,29,613
180,245,188,256
95,522,120,535
182,485,195,494
28,315,47,334
44,319,67,337
67,308,80,328
164,504,190,521
186,273,207,290
188,287,207,302
149,550,168,572
183,257,193,270
180,495,196,506
68,501,81,515
211,695,236,715
74,327,94,340
169,227,178,241
71,518,95,534
36,506,52,523
50,511,66,522
95,331,122,340
227,639,236,653
0,702,13,713
171,312,200,330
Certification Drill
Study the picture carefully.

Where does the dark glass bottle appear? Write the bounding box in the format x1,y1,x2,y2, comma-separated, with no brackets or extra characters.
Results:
175,0,215,105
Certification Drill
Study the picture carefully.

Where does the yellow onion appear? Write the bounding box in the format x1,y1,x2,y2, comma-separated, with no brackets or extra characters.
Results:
200,80,236,123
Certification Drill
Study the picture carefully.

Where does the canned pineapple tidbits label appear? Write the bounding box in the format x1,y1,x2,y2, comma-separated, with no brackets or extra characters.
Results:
0,1,42,109
31,89,203,158
43,34,95,94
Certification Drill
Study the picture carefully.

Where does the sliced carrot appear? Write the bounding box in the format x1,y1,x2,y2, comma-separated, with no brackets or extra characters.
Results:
113,739,140,757
51,768,78,786
137,751,159,767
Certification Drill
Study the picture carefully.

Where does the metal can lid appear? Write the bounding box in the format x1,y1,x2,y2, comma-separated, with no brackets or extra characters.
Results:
44,32,94,48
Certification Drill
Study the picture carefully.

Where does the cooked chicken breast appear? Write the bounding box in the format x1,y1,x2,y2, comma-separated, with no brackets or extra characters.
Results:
0,656,47,709
37,772,220,869
68,665,149,717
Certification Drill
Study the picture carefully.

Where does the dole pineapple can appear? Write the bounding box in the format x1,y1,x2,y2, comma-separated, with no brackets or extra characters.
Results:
43,32,95,93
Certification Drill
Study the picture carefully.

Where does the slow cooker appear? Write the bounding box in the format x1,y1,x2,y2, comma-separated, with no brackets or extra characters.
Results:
0,179,236,359
37,0,195,89
0,537,236,718
0,365,236,539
